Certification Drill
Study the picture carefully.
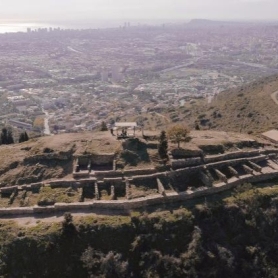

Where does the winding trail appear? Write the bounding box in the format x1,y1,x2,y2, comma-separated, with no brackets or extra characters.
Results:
154,112,171,123
0,209,127,226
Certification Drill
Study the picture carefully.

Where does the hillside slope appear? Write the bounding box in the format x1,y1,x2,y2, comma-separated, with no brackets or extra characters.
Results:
181,74,278,134
0,183,278,277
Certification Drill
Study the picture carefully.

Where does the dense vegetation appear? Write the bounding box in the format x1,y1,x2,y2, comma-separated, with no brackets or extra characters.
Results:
0,184,278,277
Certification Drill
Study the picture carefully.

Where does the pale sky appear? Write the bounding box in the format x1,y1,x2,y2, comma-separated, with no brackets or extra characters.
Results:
1,0,278,23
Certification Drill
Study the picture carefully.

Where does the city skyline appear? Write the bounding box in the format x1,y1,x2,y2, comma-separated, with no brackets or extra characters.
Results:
1,0,278,23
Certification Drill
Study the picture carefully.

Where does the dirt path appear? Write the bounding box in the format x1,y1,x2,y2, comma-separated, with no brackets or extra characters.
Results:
0,209,129,226
270,91,278,105
154,112,171,123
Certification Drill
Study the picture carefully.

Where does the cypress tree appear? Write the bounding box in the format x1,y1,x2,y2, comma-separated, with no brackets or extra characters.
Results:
24,131,29,142
7,129,14,144
0,128,14,145
158,130,168,159
19,133,24,143
0,128,8,144
19,131,29,143
100,121,108,131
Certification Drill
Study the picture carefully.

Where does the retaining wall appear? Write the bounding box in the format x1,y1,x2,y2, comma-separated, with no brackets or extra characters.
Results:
171,157,203,169
123,168,157,176
0,170,278,217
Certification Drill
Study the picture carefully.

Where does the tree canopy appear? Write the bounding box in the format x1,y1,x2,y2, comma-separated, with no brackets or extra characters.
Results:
19,131,29,143
167,124,190,148
0,127,14,145
158,130,168,159
100,121,108,131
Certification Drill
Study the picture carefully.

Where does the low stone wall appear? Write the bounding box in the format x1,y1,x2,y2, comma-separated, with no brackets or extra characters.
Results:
168,165,204,180
48,180,79,188
171,157,203,169
0,207,34,216
2,150,278,217
123,168,157,176
1,170,278,217
91,153,115,166
205,155,267,170
171,148,203,159
204,149,278,164
93,170,123,179
73,172,90,179
204,150,261,164
103,177,124,184
0,186,18,194
24,153,71,164
30,182,43,190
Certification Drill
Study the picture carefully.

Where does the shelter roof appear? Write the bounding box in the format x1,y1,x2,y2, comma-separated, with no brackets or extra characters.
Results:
115,122,137,128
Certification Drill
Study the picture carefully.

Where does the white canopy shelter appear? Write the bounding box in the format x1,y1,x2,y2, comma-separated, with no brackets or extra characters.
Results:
114,122,137,138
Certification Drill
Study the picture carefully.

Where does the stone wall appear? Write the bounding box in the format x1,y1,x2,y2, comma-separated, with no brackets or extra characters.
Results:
24,152,71,164
73,172,90,178
93,170,123,179
171,148,203,159
91,153,115,165
205,155,267,170
204,149,278,164
2,150,278,217
171,158,203,169
1,170,278,216
123,168,157,176
204,150,261,164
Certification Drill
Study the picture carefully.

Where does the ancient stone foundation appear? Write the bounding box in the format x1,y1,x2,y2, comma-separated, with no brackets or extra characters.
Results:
1,149,278,217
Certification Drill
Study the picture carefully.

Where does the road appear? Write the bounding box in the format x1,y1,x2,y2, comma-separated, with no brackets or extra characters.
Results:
160,58,201,73
67,46,83,54
42,109,53,135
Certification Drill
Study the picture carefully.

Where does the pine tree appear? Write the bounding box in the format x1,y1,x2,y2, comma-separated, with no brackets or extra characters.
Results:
24,131,29,142
100,121,108,131
7,129,14,144
0,128,8,144
19,132,25,143
158,130,168,159
19,131,29,143
0,128,14,145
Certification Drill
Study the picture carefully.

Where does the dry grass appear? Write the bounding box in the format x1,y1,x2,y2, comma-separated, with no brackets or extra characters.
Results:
178,74,278,134
0,131,122,186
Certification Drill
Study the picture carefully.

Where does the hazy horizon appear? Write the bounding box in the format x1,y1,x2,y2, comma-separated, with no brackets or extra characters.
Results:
1,0,278,24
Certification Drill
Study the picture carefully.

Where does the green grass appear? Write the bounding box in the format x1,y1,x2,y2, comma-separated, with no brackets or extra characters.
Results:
37,186,81,205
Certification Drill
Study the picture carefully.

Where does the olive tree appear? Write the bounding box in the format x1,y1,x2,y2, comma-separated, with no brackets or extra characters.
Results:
167,124,190,148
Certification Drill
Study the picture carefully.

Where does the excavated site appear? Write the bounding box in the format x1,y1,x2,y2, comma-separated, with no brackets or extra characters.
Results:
0,130,278,217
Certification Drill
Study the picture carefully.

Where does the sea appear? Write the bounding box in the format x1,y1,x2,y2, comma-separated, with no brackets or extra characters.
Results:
0,20,128,34
0,23,61,33
0,19,176,34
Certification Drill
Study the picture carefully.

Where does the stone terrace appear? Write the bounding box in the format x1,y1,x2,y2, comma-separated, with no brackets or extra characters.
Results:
1,148,278,217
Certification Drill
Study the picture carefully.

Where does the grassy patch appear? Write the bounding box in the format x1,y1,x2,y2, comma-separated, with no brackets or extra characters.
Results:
37,186,81,206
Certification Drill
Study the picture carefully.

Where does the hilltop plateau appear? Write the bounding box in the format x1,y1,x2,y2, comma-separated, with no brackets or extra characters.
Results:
0,132,121,187
0,129,262,187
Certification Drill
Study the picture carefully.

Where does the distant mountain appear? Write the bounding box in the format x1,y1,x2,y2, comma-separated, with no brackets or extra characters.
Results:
186,19,251,28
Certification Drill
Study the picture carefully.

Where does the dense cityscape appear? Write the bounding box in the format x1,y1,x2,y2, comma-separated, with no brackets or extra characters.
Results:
1,20,278,135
